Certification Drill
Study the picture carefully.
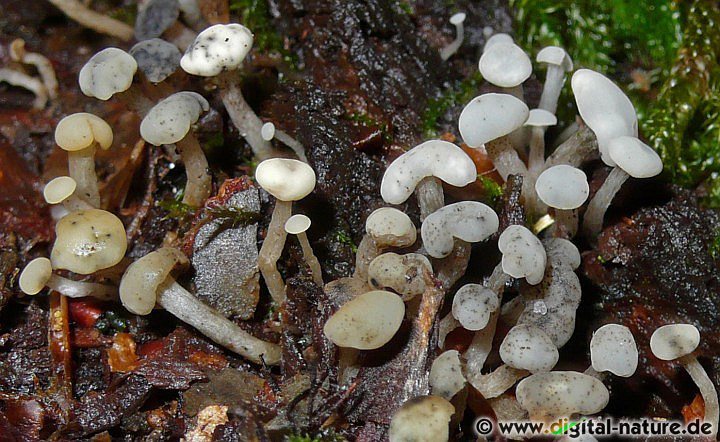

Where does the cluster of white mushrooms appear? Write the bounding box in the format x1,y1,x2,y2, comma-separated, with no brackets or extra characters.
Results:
13,12,718,442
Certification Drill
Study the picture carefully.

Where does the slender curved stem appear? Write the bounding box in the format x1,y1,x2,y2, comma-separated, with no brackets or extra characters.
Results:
582,167,629,239
274,129,308,163
538,66,565,115
353,235,379,280
258,200,292,303
440,21,464,61
47,275,117,301
0,68,48,109
544,125,598,169
297,231,323,287
67,144,100,207
682,355,719,435
176,134,211,207
46,0,134,41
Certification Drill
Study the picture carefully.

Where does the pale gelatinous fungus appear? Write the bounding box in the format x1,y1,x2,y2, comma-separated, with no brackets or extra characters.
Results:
367,252,432,300
255,158,316,303
181,24,278,160
650,324,719,433
535,165,589,237
536,46,573,115
129,38,182,84
589,323,638,378
498,225,547,285
365,207,417,248
79,48,138,101
43,176,93,212
19,257,117,300
10,38,59,100
323,290,405,350
421,201,499,258
388,395,455,442
140,91,211,206
284,214,323,286
54,113,114,207
451,283,498,331
429,350,466,400
500,324,559,373
120,247,281,364
0,68,48,109
261,122,275,141
46,0,134,40
478,35,532,99
50,209,127,275
439,12,466,61
516,371,609,421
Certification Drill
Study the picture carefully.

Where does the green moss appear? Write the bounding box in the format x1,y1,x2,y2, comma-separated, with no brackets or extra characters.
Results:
209,206,262,226
346,112,392,143
230,0,297,68
479,175,503,206
158,198,195,220
335,229,358,253
422,71,483,139
710,229,720,260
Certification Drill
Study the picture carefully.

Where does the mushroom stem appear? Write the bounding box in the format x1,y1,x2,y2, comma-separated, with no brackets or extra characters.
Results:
67,144,101,207
544,126,598,169
46,274,118,301
528,126,546,177
10,39,58,100
538,65,565,115
582,366,606,380
157,279,281,365
354,235,379,280
681,355,719,434
297,231,324,286
553,209,578,238
273,128,309,163
258,199,292,303
485,136,528,181
439,14,465,61
468,364,529,399
219,72,280,160
0,68,48,109
416,176,445,221
175,134,212,207
582,167,629,239
46,0,134,41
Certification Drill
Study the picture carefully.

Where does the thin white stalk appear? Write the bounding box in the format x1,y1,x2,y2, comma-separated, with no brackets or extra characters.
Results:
10,39,58,99
258,199,292,303
440,17,465,61
0,68,48,109
582,167,629,239
469,364,529,399
46,0,134,41
297,231,323,286
485,136,528,181
67,145,100,207
274,128,309,163
681,355,719,435
538,66,565,115
544,126,597,169
175,134,211,207
47,275,117,301
157,279,282,365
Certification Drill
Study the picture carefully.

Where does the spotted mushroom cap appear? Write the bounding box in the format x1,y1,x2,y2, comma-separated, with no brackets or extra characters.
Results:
181,24,254,76
429,350,466,400
380,140,476,205
650,323,700,361
50,209,127,275
543,238,581,270
255,158,316,202
119,247,188,315
79,48,138,100
607,136,663,178
459,93,529,148
451,283,498,331
516,371,610,419
18,257,53,295
421,201,499,258
590,323,638,377
500,324,559,373
365,207,417,248
130,38,181,83
479,40,532,88
140,92,209,146
535,165,589,210
367,252,431,300
55,113,113,152
388,395,455,442
498,225,547,285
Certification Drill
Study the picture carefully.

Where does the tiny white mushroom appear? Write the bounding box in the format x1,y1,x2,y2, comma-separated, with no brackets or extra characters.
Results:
19,257,117,300
536,46,573,115
388,395,455,442
650,324,718,434
525,109,558,128
536,165,589,237
589,323,638,378
429,350,466,400
582,136,663,238
365,207,417,248
323,290,405,350
483,33,514,51
79,48,138,101
261,122,275,141
459,93,530,149
421,201,499,258
479,38,532,98
451,283,499,331
43,176,93,212
500,324,559,373
526,108,560,183
129,38,182,84
284,214,323,287
439,12,466,61
140,91,211,206
10,39,59,100
516,371,610,420
367,252,432,300
498,225,547,285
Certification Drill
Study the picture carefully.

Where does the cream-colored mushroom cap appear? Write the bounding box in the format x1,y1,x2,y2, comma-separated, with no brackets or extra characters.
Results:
516,371,610,419
261,122,275,141
50,209,127,275
483,33,514,51
607,136,663,178
421,201,499,258
543,238,581,270
524,109,558,127
365,207,416,247
55,113,113,152
479,41,532,88
284,214,311,234
429,350,466,400
323,290,405,350
590,323,638,377
449,12,466,25
380,140,476,205
500,324,559,373
255,158,316,201
451,283,498,331
535,165,589,210
181,24,254,76
389,395,455,442
537,46,574,71
120,247,188,315
367,252,431,299
498,225,547,285
459,93,529,148
44,176,77,204
140,92,209,146
19,257,52,295
79,48,138,100
650,324,700,361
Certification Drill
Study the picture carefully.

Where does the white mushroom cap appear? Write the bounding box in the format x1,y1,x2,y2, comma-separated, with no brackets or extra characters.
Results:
50,209,128,275
365,207,417,248
590,323,638,377
367,253,431,299
55,113,113,152
536,46,574,71
140,91,209,146
451,283,498,331
535,165,589,210
129,38,181,83
479,41,532,88
323,290,405,350
44,176,77,204
421,201,499,258
261,122,275,141
449,12,466,25
650,324,700,361
607,136,663,178
500,324,559,372
388,395,455,442
181,24,254,76
79,48,138,100
255,158,316,202
543,238,581,270
571,69,638,166
483,33,514,51
429,350,466,400
498,225,547,285
516,371,610,419
380,140,476,205
135,0,180,40
19,257,52,295
120,247,188,315
458,93,529,148
524,109,558,127
284,214,311,235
